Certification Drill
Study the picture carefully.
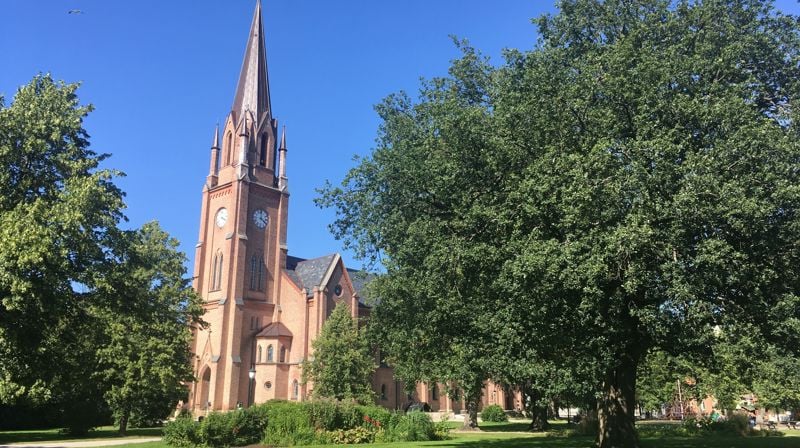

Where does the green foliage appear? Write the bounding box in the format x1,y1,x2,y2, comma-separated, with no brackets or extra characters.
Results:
319,0,800,445
0,75,202,435
94,222,204,433
481,404,508,422
388,411,435,442
302,304,375,404
0,74,123,429
261,401,316,446
163,417,201,448
326,426,374,444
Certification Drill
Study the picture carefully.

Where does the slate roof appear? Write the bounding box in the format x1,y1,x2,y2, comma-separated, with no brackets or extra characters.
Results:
255,321,292,338
285,254,373,305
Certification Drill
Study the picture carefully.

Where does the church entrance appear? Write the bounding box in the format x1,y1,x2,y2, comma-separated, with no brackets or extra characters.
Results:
197,366,211,411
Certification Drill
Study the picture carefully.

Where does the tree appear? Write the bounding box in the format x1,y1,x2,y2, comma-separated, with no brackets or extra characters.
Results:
496,1,800,446
319,41,513,429
0,74,124,426
321,1,800,446
302,303,375,403
0,75,203,435
94,222,203,434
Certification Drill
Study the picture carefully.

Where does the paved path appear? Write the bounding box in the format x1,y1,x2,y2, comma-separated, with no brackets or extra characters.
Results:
0,437,161,448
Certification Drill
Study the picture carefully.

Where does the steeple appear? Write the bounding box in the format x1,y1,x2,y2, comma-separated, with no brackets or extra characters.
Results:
278,126,288,190
231,0,271,128
207,124,220,186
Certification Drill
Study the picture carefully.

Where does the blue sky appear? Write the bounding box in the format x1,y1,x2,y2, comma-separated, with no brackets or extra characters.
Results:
2,1,799,272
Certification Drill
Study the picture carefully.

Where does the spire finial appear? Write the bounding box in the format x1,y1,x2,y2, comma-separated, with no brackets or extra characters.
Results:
212,123,220,149
231,1,271,127
279,125,287,151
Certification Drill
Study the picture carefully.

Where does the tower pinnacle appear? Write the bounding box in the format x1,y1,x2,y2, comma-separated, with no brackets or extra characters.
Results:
231,0,271,127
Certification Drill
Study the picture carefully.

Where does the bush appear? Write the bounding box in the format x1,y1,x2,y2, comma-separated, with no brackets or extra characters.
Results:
327,426,374,444
391,411,435,442
480,404,508,422
262,401,317,446
433,414,452,440
357,404,391,429
198,412,237,447
163,417,201,448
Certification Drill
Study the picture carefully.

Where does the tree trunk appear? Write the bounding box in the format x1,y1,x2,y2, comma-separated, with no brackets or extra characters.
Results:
118,409,130,436
597,355,639,448
529,404,550,431
523,387,551,431
462,399,479,430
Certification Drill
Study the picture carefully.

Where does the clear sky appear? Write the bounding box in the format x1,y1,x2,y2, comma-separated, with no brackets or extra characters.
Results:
2,1,799,272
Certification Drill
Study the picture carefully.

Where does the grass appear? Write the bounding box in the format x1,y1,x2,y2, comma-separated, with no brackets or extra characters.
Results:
0,426,162,445
6,421,800,448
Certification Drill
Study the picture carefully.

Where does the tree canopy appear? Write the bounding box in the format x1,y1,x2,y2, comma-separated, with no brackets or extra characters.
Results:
319,1,800,446
0,75,202,433
302,303,375,404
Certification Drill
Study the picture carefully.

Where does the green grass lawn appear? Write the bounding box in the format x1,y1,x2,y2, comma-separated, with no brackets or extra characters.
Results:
0,426,162,445
5,421,800,448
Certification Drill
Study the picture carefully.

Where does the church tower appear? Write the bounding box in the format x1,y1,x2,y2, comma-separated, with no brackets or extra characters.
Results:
189,0,291,411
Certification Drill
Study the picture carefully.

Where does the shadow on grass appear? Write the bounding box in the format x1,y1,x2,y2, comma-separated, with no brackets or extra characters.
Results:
0,427,162,444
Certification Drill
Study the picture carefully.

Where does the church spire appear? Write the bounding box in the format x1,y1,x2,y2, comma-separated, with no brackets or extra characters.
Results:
278,126,288,190
231,0,271,127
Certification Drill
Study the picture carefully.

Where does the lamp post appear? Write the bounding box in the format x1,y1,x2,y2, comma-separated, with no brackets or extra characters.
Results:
248,366,256,407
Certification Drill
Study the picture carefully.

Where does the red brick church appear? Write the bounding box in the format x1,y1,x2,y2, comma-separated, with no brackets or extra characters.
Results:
187,1,515,415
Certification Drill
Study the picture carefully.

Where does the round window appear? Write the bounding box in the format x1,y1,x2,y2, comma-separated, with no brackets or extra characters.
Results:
334,284,343,296
264,381,272,390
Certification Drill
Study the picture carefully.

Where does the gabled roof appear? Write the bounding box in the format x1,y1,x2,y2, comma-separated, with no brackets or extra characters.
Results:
285,254,373,304
255,321,292,338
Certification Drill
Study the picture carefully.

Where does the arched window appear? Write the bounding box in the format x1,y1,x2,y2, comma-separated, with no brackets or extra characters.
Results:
257,256,265,291
249,255,258,290
292,380,299,400
267,345,274,362
380,384,387,400
225,132,233,165
259,133,268,166
257,345,262,363
210,251,223,291
279,346,286,363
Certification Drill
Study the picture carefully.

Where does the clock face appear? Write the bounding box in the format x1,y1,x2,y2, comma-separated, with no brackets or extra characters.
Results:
252,209,269,229
215,208,228,228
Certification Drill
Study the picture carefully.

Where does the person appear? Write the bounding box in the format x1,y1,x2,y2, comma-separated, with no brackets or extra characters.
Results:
711,409,721,422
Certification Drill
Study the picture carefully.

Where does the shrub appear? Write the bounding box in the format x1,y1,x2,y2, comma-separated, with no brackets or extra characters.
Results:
199,412,237,447
357,404,391,428
262,401,316,446
392,411,435,442
305,399,339,431
163,416,201,448
327,426,374,444
480,404,507,422
433,414,452,440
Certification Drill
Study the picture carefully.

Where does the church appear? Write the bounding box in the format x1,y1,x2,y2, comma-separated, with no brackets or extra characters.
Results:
187,1,514,415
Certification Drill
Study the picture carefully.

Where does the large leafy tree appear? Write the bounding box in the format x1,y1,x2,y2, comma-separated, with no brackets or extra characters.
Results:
0,74,124,411
302,303,375,403
321,1,800,446
320,42,512,429
0,75,203,434
94,222,203,434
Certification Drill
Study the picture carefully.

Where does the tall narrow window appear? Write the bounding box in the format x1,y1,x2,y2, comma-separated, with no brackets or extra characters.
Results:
257,346,262,363
292,380,299,399
257,256,265,291
249,255,258,290
215,253,223,290
267,345,274,362
431,385,438,400
259,133,268,166
225,132,233,165
210,251,223,291
279,346,286,363
380,384,387,400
